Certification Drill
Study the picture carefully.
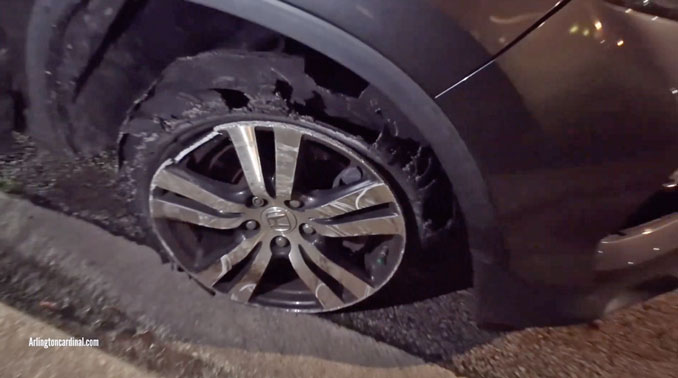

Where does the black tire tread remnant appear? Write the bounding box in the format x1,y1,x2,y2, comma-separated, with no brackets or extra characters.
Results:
26,0,130,152
119,50,465,301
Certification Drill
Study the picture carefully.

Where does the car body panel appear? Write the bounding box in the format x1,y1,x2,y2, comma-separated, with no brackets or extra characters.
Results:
281,0,566,95
436,0,678,324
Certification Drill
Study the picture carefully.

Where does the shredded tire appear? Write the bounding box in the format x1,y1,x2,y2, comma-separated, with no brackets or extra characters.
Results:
118,49,467,300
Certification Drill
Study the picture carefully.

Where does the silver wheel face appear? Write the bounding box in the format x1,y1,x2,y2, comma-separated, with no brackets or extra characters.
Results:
148,120,406,312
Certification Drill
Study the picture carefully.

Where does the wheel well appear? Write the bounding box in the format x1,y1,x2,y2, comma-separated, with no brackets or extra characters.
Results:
44,0,426,153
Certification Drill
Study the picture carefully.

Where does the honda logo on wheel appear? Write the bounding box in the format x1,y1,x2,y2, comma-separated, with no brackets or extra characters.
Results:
262,207,297,232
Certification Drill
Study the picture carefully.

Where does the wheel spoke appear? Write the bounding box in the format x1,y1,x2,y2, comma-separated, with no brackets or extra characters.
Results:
274,128,302,200
152,166,244,213
305,181,396,219
311,208,404,237
225,126,268,198
229,242,273,303
289,245,344,309
194,233,265,287
299,241,374,299
150,197,245,230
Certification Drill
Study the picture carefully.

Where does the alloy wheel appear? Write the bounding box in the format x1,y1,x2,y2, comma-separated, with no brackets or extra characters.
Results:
148,120,407,312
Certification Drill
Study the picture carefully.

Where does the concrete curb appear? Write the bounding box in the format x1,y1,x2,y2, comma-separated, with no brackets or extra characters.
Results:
0,192,459,377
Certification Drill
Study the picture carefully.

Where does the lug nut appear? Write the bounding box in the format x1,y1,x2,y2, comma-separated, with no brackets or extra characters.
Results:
245,220,259,230
252,197,265,207
288,200,302,209
274,236,289,247
301,224,315,235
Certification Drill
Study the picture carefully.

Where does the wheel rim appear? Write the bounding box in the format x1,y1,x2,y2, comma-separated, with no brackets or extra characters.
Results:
148,120,406,312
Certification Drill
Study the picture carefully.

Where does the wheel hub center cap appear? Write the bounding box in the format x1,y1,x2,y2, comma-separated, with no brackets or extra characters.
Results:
261,206,297,233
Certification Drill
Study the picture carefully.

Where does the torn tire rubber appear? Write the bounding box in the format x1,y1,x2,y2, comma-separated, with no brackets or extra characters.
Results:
119,50,464,312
